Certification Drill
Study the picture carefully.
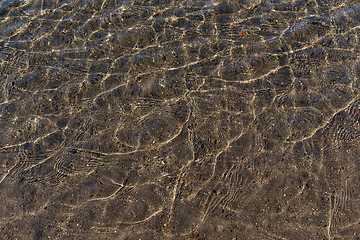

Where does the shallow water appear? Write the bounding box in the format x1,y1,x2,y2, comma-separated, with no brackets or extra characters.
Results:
1,0,360,239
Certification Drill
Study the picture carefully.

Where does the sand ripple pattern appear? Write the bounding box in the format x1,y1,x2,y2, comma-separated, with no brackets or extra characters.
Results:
1,0,360,239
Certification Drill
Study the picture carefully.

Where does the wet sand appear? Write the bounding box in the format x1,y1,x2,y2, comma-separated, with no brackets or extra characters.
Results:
1,0,360,239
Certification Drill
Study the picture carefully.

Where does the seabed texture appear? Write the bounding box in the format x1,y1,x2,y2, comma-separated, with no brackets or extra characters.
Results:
1,0,360,239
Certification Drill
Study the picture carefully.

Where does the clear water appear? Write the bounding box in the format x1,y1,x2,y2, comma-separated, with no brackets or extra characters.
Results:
1,0,360,239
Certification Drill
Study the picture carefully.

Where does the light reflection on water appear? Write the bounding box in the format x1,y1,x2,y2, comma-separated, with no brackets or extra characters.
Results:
0,0,360,239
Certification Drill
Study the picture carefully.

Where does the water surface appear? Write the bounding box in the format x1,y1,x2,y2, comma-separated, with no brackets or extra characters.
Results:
1,0,360,239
